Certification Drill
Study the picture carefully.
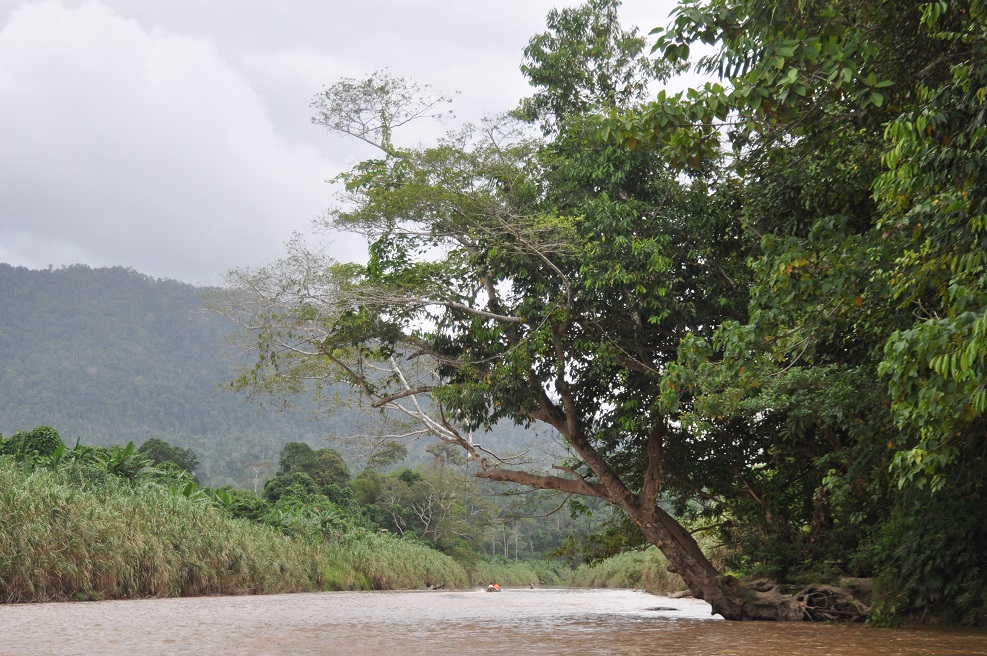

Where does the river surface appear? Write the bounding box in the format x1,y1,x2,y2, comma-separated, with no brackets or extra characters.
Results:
2,587,985,655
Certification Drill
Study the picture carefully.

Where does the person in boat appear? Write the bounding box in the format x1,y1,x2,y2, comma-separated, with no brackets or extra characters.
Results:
487,582,501,592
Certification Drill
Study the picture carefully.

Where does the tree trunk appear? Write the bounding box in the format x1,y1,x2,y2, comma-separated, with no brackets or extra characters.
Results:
631,506,869,621
476,466,835,620
476,460,868,620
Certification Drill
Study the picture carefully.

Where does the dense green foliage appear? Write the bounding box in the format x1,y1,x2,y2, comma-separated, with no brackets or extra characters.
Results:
277,441,351,488
216,0,987,623
605,0,987,624
0,462,334,602
571,546,688,595
0,425,63,459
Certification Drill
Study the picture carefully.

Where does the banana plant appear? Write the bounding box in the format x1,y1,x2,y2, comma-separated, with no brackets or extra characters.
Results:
170,479,209,503
100,442,157,481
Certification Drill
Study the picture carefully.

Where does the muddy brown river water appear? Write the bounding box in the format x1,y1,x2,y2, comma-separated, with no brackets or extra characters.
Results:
1,587,985,655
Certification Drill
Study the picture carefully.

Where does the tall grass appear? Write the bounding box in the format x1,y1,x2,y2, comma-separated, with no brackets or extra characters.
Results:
330,531,469,590
469,557,570,588
0,463,333,602
570,547,687,595
2,456,716,603
0,462,469,602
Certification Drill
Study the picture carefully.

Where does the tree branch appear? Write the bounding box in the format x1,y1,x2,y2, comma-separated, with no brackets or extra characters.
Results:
639,420,666,510
370,386,432,408
476,466,608,499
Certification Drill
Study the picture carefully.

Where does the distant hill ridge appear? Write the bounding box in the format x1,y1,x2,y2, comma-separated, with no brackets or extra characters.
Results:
0,264,547,486
0,263,354,485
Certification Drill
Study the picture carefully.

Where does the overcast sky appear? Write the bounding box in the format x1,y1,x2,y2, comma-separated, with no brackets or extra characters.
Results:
0,0,691,286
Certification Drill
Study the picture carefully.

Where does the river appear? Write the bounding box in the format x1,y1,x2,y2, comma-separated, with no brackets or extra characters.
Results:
1,587,984,655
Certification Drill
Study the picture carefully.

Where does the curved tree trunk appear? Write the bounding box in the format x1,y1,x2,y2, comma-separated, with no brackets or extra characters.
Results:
478,465,869,621
630,505,869,621
632,505,796,620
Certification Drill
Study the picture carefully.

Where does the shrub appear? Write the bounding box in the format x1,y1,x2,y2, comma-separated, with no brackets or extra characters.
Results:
1,425,64,459
222,487,271,522
263,471,318,503
137,438,199,476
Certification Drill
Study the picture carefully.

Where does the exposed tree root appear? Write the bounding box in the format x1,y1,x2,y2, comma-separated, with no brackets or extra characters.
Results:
737,578,872,622
794,583,872,622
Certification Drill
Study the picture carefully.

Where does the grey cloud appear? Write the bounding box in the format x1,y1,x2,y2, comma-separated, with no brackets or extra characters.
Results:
0,0,681,284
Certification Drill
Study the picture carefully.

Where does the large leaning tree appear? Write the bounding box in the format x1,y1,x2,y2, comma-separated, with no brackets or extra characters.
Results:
213,1,870,621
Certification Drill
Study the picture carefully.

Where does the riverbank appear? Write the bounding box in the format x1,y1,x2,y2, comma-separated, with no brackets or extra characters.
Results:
0,457,731,605
570,546,687,596
1,462,515,602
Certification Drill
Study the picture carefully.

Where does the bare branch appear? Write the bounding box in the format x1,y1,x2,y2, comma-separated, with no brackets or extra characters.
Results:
370,386,432,408
311,70,455,154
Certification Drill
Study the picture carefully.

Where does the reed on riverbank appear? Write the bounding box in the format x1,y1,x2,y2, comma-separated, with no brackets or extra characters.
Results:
470,556,569,588
329,531,470,590
0,461,469,602
0,463,329,602
570,546,688,595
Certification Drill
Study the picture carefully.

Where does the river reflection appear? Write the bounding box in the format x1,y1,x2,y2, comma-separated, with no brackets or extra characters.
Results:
2,587,985,655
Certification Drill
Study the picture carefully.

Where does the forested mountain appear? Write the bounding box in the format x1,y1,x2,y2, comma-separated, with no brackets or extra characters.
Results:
0,264,545,486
